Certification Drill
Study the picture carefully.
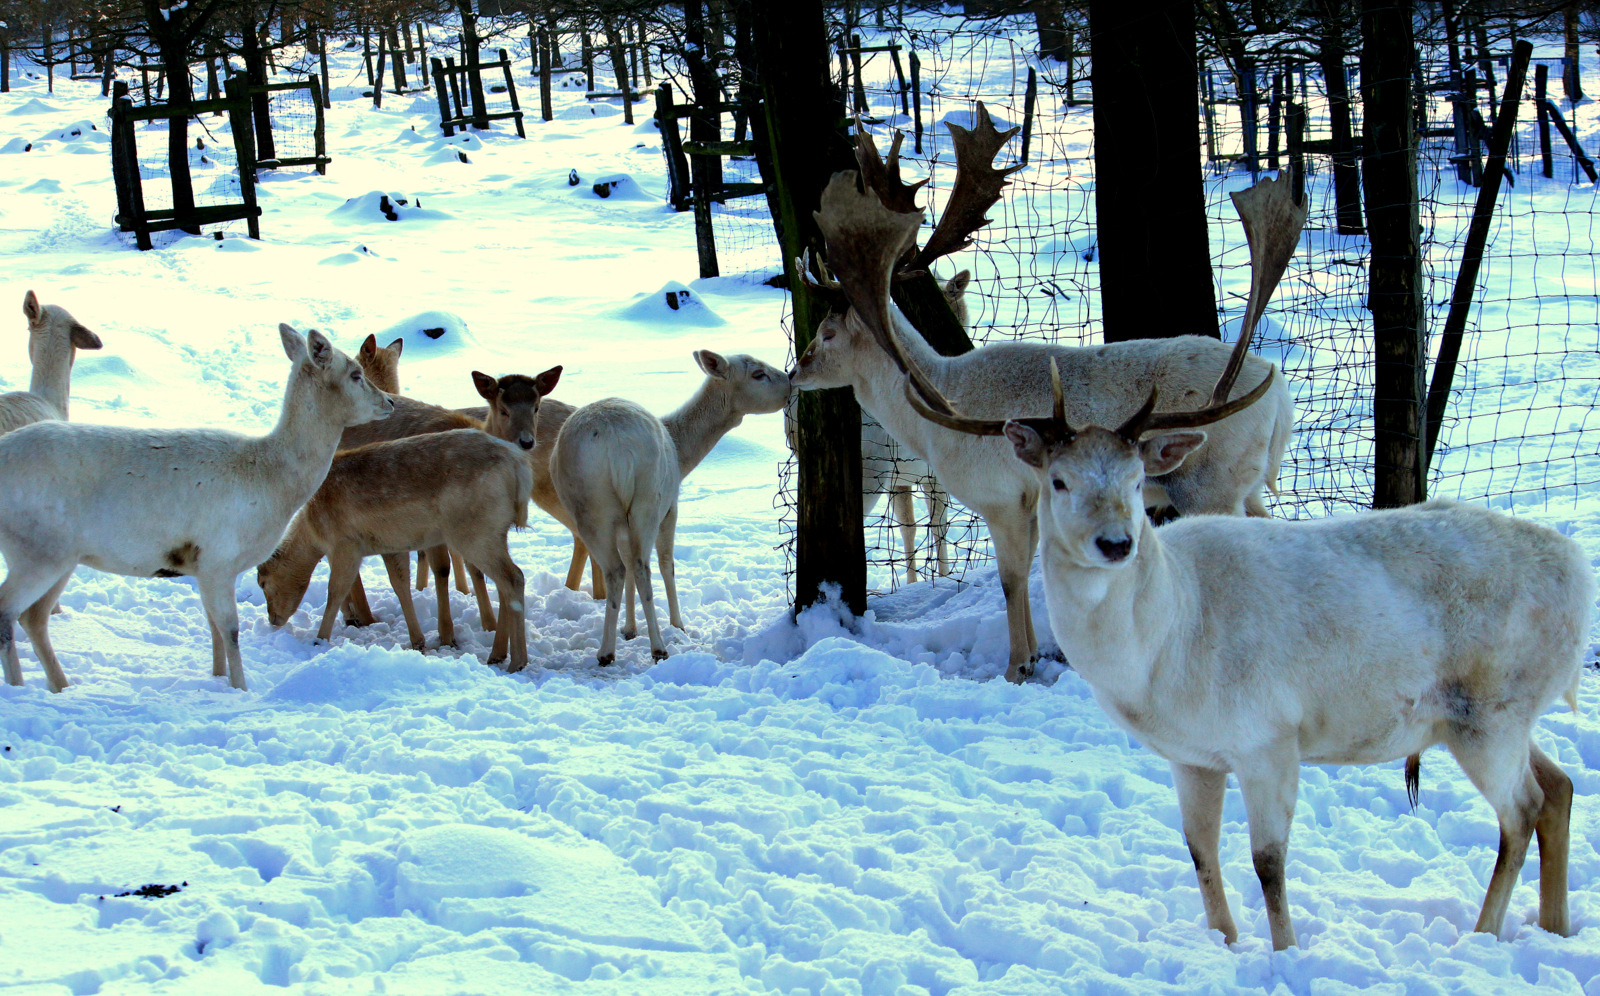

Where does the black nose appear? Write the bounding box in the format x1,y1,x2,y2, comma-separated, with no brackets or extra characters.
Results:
519,438,534,450
786,366,798,380
1095,536,1132,562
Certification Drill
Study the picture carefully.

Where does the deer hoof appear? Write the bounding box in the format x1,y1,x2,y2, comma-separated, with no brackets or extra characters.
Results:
597,652,615,667
652,648,669,662
621,627,637,641
487,653,506,666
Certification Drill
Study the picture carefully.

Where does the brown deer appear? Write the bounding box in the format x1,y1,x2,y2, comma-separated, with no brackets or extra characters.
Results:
257,429,532,671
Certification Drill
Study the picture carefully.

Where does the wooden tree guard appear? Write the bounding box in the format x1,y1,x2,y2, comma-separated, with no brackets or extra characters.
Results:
431,50,525,137
1537,63,1554,178
655,84,766,278
108,78,261,251
1540,97,1597,182
1424,41,1534,472
248,79,330,175
1019,66,1037,165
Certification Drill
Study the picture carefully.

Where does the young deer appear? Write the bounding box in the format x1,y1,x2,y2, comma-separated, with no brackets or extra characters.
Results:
792,109,1296,682
257,429,532,671
552,350,791,664
0,291,103,435
887,179,1592,950
0,325,392,692
355,334,405,394
462,382,605,599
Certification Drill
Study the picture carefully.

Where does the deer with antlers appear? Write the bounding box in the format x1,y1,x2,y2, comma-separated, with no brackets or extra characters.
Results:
791,106,1296,682
836,156,1591,950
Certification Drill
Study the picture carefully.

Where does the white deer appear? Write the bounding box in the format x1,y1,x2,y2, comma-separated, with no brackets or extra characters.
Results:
876,177,1593,950
0,291,103,435
791,108,1295,682
552,350,791,665
0,325,392,692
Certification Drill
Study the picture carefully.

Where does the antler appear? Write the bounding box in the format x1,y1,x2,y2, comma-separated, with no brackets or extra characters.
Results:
792,248,851,313
1204,164,1309,409
855,126,926,216
910,102,1023,272
812,172,952,412
1115,165,1305,440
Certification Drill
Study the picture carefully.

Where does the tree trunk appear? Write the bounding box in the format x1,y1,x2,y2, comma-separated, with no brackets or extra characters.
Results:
1031,0,1069,61
1565,6,1584,101
147,14,198,234
1090,0,1219,340
748,0,867,615
1319,9,1365,234
683,1,724,206
241,25,276,162
457,1,488,128
1361,0,1423,507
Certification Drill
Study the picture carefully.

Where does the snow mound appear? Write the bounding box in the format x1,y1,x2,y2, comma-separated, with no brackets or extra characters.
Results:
71,354,140,384
587,173,652,201
422,148,472,166
394,823,700,950
394,127,429,145
327,190,449,224
38,120,107,144
941,107,1016,132
20,178,60,194
557,101,620,120
369,310,478,355
617,281,727,327
0,137,33,154
7,97,61,115
267,643,484,709
317,245,388,266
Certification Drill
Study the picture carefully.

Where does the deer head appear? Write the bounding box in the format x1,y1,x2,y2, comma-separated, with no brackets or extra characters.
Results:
789,105,1019,393
474,367,561,451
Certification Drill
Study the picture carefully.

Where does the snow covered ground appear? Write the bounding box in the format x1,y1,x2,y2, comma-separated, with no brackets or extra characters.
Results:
0,24,1599,996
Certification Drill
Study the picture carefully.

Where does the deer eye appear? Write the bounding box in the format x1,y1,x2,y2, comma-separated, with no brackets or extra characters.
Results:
752,370,767,381
350,370,362,383
1052,478,1067,492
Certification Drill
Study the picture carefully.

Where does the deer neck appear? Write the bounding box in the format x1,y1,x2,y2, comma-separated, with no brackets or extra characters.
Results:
850,322,952,461
661,379,741,479
1039,518,1183,704
257,369,350,505
28,340,74,418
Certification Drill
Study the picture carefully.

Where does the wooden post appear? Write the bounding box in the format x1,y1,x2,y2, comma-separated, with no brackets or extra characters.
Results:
1239,60,1259,178
445,56,464,122
910,50,922,153
1565,7,1584,101
581,30,594,91
417,24,428,86
1538,62,1553,178
849,33,868,113
224,77,262,241
1065,27,1075,106
309,76,328,174
1286,101,1306,205
1266,69,1282,170
363,24,374,87
1201,67,1218,163
1019,66,1036,165
108,85,136,234
373,30,387,108
498,49,525,138
1362,0,1425,508
461,8,489,129
319,27,331,107
388,25,408,92
656,85,692,211
1443,0,1473,185
1322,41,1364,233
1425,41,1533,470
889,44,908,115
1091,0,1219,341
432,58,454,136
751,0,866,615
538,28,554,122
1541,98,1597,182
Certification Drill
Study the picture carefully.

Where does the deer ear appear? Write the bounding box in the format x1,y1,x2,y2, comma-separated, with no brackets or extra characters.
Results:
534,365,562,396
22,291,41,324
279,323,308,364
386,337,404,357
359,334,377,359
1003,420,1049,468
306,329,335,368
1141,432,1207,477
471,371,499,402
945,270,971,295
694,349,730,379
69,323,102,350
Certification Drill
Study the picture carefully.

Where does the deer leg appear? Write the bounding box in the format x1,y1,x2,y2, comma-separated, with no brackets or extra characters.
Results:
1529,743,1573,936
929,483,950,577
625,511,667,661
196,572,246,691
210,616,227,677
1173,762,1239,944
451,550,470,594
317,550,363,644
621,543,639,641
18,570,75,694
424,546,454,648
564,534,587,591
589,554,607,600
1451,733,1546,938
591,522,627,666
468,565,495,631
656,504,683,631
1236,750,1301,950
469,542,526,671
343,571,376,627
415,550,427,591
891,485,917,581
0,558,75,690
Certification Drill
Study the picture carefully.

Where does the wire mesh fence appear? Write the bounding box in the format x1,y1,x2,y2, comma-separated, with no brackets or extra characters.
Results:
755,11,1600,599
